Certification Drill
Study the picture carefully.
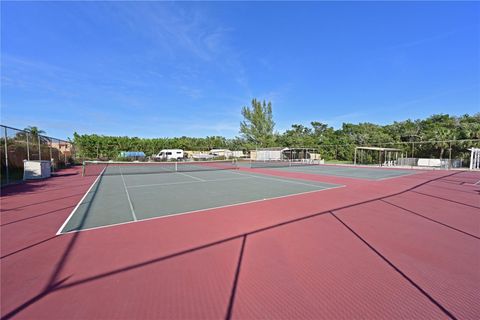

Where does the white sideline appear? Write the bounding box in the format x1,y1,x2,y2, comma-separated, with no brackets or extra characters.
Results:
230,170,337,188
55,167,106,235
466,179,480,186
267,164,420,181
127,176,252,189
176,171,206,182
58,184,345,235
120,167,137,221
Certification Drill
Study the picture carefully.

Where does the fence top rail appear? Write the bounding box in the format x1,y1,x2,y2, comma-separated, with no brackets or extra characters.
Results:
355,146,402,151
0,124,72,144
318,139,480,147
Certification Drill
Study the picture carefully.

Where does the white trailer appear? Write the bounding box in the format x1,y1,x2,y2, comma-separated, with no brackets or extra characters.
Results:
154,149,184,161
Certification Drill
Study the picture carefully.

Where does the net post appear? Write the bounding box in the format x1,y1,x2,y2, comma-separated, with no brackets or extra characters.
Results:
82,161,86,176
175,161,178,172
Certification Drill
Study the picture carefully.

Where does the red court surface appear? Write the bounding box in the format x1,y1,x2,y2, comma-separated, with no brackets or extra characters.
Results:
1,166,479,319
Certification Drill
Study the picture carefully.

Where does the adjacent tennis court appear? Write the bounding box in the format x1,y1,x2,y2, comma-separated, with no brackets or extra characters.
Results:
58,161,342,233
249,161,417,180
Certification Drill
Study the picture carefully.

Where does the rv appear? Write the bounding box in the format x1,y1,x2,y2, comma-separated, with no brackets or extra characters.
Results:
154,149,184,161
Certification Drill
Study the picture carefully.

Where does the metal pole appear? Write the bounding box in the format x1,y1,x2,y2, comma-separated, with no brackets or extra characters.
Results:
4,127,9,184
475,149,478,170
448,141,452,169
38,135,41,161
49,139,53,172
354,147,357,165
26,132,30,160
471,148,475,170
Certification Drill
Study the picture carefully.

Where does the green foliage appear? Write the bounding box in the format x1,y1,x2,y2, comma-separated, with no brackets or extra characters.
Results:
73,132,247,160
240,99,275,147
16,126,49,143
24,126,46,136
73,113,480,162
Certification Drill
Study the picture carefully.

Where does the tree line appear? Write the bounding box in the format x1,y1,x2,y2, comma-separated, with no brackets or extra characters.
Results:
73,99,480,161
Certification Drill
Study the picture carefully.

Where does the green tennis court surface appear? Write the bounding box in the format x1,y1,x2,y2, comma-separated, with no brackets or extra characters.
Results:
252,163,417,180
58,168,342,233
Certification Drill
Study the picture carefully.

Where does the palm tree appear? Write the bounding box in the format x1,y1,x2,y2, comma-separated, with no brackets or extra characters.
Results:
24,126,46,137
14,126,47,143
24,126,49,143
431,127,452,159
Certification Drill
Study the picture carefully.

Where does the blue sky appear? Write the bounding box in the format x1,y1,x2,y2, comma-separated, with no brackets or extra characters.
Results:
1,1,479,139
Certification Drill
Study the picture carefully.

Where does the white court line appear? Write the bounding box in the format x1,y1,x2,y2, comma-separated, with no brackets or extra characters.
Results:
120,167,138,221
177,171,206,182
466,179,480,186
128,176,253,189
55,167,107,235
268,165,419,181
58,184,346,235
373,171,421,181
229,170,336,188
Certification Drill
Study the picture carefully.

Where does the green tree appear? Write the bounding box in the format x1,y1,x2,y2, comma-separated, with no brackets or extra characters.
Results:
72,112,479,162
24,126,46,136
22,126,49,144
240,99,275,147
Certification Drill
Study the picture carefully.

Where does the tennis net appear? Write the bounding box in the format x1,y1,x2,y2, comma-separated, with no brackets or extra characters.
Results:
83,160,238,176
250,159,320,169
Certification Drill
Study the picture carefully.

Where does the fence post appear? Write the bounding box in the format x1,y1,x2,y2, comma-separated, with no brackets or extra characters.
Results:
38,135,41,160
4,126,9,184
26,132,30,160
49,139,53,172
448,141,452,169
470,148,474,170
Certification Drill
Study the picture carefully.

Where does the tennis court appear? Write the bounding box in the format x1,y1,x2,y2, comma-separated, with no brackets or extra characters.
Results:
58,161,342,233
250,161,417,180
3,163,479,320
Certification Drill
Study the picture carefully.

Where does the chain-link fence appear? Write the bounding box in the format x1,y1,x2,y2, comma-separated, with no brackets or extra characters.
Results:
319,139,480,168
74,142,248,163
0,125,76,186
